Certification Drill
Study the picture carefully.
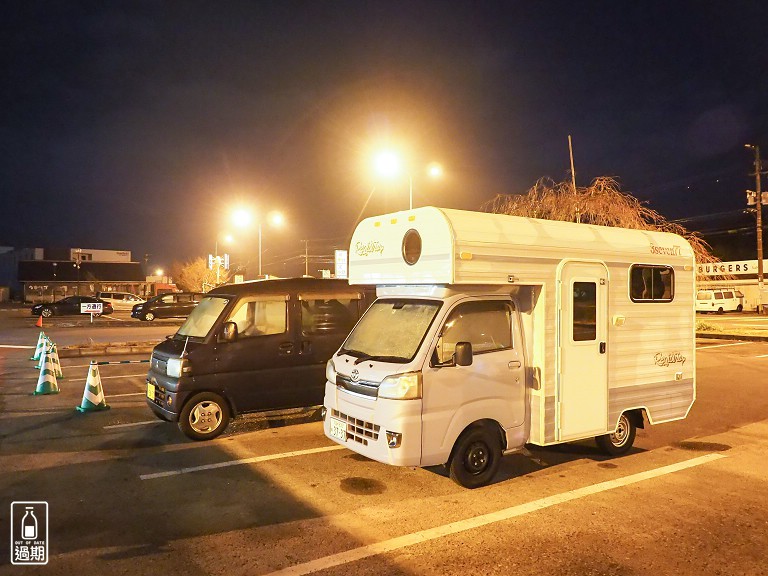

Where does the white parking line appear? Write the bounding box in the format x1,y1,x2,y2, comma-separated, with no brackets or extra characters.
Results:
263,453,726,576
697,341,752,350
108,392,145,398
140,445,347,480
0,345,35,349
99,373,147,380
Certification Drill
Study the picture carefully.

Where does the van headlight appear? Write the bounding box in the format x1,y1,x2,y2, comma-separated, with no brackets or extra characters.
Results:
326,358,337,383
378,372,422,400
167,357,190,378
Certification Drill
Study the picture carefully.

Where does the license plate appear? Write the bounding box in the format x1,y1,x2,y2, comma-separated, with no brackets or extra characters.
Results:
329,417,347,441
146,383,155,401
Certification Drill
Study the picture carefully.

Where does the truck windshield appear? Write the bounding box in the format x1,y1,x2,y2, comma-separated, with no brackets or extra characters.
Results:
339,299,442,363
176,296,231,339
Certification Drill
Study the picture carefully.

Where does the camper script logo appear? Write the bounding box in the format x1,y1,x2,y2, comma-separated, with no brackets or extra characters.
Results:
355,241,384,257
654,352,687,367
649,244,682,256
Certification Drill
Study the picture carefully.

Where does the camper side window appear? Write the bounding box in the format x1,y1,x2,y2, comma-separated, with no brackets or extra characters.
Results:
629,265,674,302
434,300,513,364
226,297,287,338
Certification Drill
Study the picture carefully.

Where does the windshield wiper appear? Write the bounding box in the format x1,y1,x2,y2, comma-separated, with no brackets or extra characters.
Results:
353,354,409,365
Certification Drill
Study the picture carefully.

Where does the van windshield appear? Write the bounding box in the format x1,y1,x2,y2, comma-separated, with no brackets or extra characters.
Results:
176,296,231,339
339,299,442,363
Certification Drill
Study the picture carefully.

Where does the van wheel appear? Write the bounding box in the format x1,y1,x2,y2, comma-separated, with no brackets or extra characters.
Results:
448,425,501,489
737,304,743,312
596,413,636,456
143,312,155,321
178,392,230,441
716,307,724,314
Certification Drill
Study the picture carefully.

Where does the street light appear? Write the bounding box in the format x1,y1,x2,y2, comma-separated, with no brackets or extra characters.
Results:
257,211,284,277
372,150,443,210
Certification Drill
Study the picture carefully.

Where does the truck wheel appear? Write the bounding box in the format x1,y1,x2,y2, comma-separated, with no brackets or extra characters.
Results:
737,304,743,312
178,392,230,441
716,307,724,314
448,425,501,489
143,311,155,321
596,413,636,456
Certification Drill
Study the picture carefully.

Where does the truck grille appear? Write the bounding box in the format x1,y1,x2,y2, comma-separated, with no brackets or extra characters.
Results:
332,409,380,446
151,384,166,407
335,373,378,398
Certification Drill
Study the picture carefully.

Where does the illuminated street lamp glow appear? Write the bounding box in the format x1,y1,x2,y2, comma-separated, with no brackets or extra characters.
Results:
155,268,163,276
232,208,252,228
427,162,443,179
373,150,402,179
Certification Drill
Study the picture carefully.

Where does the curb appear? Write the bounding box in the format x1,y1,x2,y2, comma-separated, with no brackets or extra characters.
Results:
58,342,157,358
696,332,768,342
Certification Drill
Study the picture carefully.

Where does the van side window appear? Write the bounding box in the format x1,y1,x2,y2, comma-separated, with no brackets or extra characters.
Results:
434,301,513,364
227,297,287,338
629,265,674,302
301,298,356,335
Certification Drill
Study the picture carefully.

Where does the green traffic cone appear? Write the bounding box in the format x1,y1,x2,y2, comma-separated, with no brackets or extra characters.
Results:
49,342,64,379
30,331,46,361
75,362,110,412
33,343,59,395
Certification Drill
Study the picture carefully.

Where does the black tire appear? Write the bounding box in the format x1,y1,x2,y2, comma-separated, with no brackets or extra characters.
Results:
716,307,724,315
41,307,54,318
737,304,743,312
178,392,230,441
143,311,155,321
596,412,636,456
448,425,502,489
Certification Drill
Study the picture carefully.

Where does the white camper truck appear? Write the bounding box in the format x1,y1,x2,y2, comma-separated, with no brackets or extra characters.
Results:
323,207,696,488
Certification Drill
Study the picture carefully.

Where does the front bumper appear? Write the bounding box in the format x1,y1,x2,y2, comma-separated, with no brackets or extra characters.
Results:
323,381,423,467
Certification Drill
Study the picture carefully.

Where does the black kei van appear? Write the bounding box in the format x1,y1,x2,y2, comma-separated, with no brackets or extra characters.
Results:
145,278,375,440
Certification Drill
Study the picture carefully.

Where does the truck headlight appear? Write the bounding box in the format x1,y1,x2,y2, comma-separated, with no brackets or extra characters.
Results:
167,357,190,378
326,358,337,383
378,372,422,400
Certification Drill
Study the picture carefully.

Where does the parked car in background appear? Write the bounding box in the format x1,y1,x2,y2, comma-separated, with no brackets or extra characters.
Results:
31,296,114,318
696,288,744,314
131,292,204,321
95,291,145,310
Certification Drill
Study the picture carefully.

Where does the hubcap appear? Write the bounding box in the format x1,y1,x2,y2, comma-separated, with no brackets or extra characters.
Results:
611,415,630,447
465,441,489,474
189,401,222,434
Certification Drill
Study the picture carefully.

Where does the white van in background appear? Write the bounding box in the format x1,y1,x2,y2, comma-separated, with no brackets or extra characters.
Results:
696,288,744,314
95,291,146,310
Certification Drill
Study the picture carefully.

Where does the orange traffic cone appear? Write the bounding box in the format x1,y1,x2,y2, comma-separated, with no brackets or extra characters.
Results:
35,315,43,328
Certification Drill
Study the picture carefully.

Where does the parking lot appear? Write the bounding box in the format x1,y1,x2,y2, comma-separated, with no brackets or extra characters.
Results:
2,331,768,575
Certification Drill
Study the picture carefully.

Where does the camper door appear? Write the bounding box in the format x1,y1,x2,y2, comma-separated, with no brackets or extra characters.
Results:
557,261,609,440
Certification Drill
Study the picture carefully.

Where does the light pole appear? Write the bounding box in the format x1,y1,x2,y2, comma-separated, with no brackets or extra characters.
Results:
746,144,766,311
257,211,284,277
373,151,442,210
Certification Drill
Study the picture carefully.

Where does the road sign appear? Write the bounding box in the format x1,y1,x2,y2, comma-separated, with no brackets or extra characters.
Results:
80,302,103,314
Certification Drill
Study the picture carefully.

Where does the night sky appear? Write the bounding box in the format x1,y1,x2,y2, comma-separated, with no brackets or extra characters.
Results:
3,1,768,274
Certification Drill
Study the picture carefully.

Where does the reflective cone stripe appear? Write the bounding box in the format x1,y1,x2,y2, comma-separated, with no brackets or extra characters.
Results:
33,343,59,395
50,343,64,379
34,341,49,370
75,362,110,412
30,331,46,361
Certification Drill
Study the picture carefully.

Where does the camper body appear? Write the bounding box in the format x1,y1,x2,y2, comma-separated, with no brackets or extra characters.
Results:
323,207,696,488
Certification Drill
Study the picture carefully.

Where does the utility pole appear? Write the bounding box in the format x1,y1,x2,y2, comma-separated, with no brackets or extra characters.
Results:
746,144,766,312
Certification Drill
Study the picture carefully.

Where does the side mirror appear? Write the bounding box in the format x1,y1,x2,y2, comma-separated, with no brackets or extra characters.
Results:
454,341,473,366
218,321,238,343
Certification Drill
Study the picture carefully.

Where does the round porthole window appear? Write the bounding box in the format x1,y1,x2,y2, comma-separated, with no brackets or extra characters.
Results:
402,229,422,265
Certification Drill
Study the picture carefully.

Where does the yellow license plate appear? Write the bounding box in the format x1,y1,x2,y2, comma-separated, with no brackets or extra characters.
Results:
146,383,155,400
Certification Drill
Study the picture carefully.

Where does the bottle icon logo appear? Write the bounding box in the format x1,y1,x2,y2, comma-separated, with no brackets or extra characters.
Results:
11,502,48,565
22,507,38,540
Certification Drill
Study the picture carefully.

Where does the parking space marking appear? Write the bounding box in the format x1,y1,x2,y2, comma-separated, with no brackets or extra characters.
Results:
697,342,752,350
108,392,145,398
104,420,158,429
265,453,726,576
99,373,147,380
140,445,347,480
0,344,35,349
